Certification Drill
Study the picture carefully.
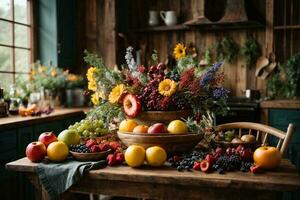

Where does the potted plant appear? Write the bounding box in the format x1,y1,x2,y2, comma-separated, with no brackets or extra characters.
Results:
65,73,86,107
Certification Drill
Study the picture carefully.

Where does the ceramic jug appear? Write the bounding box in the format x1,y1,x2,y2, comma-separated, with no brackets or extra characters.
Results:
160,11,177,26
148,10,159,26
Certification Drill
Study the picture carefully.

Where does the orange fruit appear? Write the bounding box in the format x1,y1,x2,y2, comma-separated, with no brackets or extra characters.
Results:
47,141,69,162
119,119,138,132
146,146,167,167
167,120,188,134
253,146,281,169
125,145,145,167
133,125,149,134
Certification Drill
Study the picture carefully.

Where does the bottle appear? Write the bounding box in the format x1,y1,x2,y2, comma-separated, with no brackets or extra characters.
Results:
8,84,20,115
0,88,8,117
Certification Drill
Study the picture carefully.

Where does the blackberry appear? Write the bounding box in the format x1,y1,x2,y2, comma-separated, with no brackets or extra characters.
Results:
70,144,91,153
169,151,205,171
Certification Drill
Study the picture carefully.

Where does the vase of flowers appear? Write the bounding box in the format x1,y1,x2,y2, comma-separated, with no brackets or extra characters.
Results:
65,73,86,107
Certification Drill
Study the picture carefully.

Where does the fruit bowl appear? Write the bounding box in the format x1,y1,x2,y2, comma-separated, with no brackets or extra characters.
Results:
117,131,202,154
211,139,257,149
133,110,191,126
69,149,111,161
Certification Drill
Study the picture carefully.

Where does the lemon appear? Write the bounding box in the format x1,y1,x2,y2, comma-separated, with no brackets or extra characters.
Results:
167,120,188,134
125,145,145,167
47,141,69,162
119,119,138,132
146,146,167,167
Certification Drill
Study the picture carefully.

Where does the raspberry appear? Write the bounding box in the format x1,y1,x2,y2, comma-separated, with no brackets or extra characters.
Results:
116,153,124,164
99,143,110,152
90,145,100,153
86,139,96,148
109,141,119,151
107,154,117,166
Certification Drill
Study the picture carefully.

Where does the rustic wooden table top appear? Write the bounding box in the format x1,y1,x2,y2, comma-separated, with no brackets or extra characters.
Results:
6,157,300,192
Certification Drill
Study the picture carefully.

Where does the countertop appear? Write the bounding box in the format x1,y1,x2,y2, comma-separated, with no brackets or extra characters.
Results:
0,107,90,130
260,100,300,109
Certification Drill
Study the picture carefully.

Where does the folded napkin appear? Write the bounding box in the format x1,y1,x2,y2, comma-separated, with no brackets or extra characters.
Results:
37,158,106,199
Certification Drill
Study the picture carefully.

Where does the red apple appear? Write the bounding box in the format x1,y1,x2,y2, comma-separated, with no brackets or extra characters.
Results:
148,123,167,134
253,146,281,169
38,132,57,147
123,94,141,118
25,141,47,162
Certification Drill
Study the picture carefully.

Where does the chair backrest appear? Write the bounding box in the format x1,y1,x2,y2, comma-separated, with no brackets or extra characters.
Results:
217,122,295,155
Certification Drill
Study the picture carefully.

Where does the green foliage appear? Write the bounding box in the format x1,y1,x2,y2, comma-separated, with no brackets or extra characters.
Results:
268,54,300,98
204,49,212,66
151,49,159,65
240,36,260,68
216,37,239,63
176,55,198,74
86,101,125,128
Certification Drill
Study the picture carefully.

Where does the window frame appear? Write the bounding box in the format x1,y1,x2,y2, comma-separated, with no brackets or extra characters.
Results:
0,0,35,82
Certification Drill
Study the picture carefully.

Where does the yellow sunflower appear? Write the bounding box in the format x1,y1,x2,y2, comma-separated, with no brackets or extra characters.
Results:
86,67,98,91
158,79,177,97
108,84,126,104
91,92,105,105
51,69,57,77
173,43,186,60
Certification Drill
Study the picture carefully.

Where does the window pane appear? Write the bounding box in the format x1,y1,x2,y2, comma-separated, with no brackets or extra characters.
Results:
15,49,30,72
14,0,28,24
0,20,12,45
15,24,29,48
0,0,12,20
0,73,13,91
0,46,13,71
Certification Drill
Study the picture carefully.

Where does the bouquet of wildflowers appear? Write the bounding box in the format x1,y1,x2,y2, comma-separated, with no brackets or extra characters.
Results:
85,43,229,126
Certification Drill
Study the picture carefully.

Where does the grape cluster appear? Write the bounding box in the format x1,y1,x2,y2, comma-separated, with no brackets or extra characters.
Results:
212,155,242,173
70,144,91,153
171,94,190,110
240,162,253,172
168,151,205,172
68,119,110,138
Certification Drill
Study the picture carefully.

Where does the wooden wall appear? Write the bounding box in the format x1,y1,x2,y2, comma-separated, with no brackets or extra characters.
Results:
80,0,273,97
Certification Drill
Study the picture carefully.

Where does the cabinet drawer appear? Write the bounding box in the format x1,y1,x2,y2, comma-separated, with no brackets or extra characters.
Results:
0,130,17,153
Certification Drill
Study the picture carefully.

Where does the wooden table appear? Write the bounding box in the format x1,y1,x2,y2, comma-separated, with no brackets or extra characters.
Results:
6,157,300,200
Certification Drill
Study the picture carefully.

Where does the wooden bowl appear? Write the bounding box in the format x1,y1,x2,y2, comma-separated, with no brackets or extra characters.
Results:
133,110,191,126
69,149,111,161
117,131,203,154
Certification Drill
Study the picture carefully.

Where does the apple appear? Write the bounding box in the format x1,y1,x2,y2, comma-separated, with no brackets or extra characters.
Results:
58,129,80,146
25,141,46,162
253,146,281,169
38,132,57,147
241,134,256,143
123,94,141,118
148,123,167,134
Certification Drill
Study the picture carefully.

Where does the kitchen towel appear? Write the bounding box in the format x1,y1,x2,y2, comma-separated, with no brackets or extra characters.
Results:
37,158,106,199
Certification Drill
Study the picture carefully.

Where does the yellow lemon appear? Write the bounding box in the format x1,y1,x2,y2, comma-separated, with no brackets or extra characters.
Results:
167,120,188,134
119,119,138,132
125,145,145,167
146,146,167,167
47,141,69,162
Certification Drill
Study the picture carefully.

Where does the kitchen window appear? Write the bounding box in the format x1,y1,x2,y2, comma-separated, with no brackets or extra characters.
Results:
0,0,34,90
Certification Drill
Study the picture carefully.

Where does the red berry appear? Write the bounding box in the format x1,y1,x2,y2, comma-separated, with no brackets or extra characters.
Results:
193,161,201,170
99,143,110,152
86,139,96,148
215,147,223,155
109,141,120,151
250,165,263,174
205,154,215,165
200,160,210,172
90,145,100,153
107,154,117,166
116,153,124,164
240,149,252,161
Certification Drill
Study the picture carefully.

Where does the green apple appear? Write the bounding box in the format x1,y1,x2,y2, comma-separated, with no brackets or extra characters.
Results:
58,129,80,146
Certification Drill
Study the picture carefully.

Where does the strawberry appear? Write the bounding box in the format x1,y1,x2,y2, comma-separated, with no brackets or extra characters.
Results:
109,141,120,151
116,153,124,164
205,154,215,165
107,154,117,166
90,145,100,153
123,94,141,118
200,160,210,172
85,139,96,148
99,143,110,152
193,161,201,170
250,165,263,174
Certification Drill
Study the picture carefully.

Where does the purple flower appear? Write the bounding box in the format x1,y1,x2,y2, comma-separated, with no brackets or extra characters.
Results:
213,87,230,99
200,62,223,87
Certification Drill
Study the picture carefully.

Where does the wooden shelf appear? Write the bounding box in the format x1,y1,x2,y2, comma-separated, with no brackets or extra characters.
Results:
274,25,300,30
133,21,264,33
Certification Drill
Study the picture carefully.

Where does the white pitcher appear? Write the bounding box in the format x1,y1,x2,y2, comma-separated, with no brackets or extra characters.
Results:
148,10,159,26
160,11,177,26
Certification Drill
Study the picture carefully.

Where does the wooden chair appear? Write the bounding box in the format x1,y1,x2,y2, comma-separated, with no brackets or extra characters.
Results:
216,122,295,155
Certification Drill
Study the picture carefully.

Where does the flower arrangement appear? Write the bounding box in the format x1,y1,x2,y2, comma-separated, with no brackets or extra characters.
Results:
65,72,85,89
85,44,229,127
30,61,67,92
